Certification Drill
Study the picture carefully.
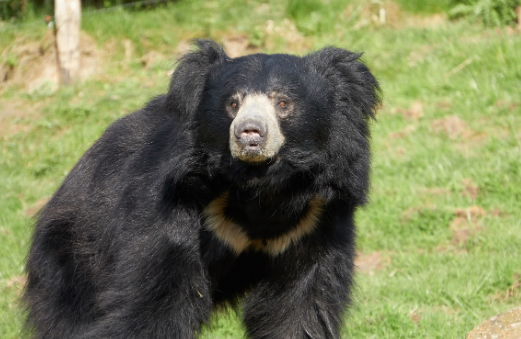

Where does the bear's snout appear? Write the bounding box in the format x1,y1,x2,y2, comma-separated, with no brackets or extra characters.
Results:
234,119,267,148
229,94,285,164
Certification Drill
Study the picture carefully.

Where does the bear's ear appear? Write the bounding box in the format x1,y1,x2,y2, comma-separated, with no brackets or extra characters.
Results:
166,39,227,118
304,47,381,119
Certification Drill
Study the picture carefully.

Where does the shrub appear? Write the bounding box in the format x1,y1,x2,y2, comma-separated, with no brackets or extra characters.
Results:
449,0,521,27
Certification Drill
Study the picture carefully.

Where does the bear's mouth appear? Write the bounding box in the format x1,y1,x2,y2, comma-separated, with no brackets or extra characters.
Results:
234,143,272,164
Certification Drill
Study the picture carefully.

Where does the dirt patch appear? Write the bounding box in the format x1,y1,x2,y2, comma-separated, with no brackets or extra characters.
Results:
421,187,451,197
409,306,422,324
437,101,452,111
350,1,403,29
407,13,447,29
434,305,460,315
263,18,310,52
415,187,452,206
494,274,521,302
24,197,50,217
462,26,520,45
495,100,520,112
435,206,488,252
389,124,416,139
3,275,27,295
174,23,308,61
173,39,192,57
450,227,474,247
391,101,424,121
431,116,488,151
223,35,250,58
173,35,257,61
386,102,425,140
0,101,34,138
449,206,486,246
0,29,102,92
490,208,508,218
461,178,479,200
355,251,391,275
453,206,487,219
401,205,438,222
0,99,51,139
140,50,167,69
408,46,435,67
401,206,423,222
346,1,447,30
392,145,407,157
431,115,470,139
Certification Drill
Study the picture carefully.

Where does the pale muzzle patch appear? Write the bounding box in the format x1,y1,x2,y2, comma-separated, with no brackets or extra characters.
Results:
229,94,285,164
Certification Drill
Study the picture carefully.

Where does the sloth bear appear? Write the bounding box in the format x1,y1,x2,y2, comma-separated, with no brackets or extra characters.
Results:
24,40,380,339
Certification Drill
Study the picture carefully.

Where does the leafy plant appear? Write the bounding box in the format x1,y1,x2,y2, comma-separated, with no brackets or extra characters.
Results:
285,0,344,35
449,0,521,26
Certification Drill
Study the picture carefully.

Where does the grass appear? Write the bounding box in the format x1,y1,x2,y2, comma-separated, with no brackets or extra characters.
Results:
1,0,520,338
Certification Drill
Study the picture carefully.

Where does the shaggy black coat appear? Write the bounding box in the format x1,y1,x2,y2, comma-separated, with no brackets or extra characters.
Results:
24,40,380,339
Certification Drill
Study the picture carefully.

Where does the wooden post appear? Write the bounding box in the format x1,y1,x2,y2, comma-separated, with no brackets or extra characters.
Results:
55,0,81,86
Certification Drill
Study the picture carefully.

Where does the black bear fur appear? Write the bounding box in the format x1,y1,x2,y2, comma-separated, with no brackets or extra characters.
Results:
23,39,380,339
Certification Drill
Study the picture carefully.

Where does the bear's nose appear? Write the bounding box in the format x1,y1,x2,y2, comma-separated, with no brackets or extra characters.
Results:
234,119,267,146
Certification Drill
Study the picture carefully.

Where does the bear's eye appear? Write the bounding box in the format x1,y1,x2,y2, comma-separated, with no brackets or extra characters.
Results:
278,101,286,108
231,102,238,109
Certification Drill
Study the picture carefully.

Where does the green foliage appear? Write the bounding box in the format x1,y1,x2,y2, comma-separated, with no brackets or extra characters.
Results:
285,0,344,35
0,0,52,21
395,0,452,14
449,0,521,26
0,0,169,21
0,0,23,21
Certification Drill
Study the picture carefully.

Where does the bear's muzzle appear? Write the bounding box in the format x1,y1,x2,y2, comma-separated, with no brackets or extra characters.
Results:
229,94,285,164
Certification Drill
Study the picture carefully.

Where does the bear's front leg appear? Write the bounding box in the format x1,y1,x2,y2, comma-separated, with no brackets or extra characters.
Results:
82,209,213,339
243,231,356,339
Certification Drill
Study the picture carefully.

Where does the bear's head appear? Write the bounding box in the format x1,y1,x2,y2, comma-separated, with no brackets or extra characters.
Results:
167,40,380,203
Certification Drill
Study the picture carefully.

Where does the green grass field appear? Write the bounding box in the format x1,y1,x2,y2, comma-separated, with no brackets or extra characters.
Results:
1,0,520,337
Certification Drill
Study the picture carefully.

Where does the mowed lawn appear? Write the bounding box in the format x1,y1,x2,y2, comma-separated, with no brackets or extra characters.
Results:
1,0,520,338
